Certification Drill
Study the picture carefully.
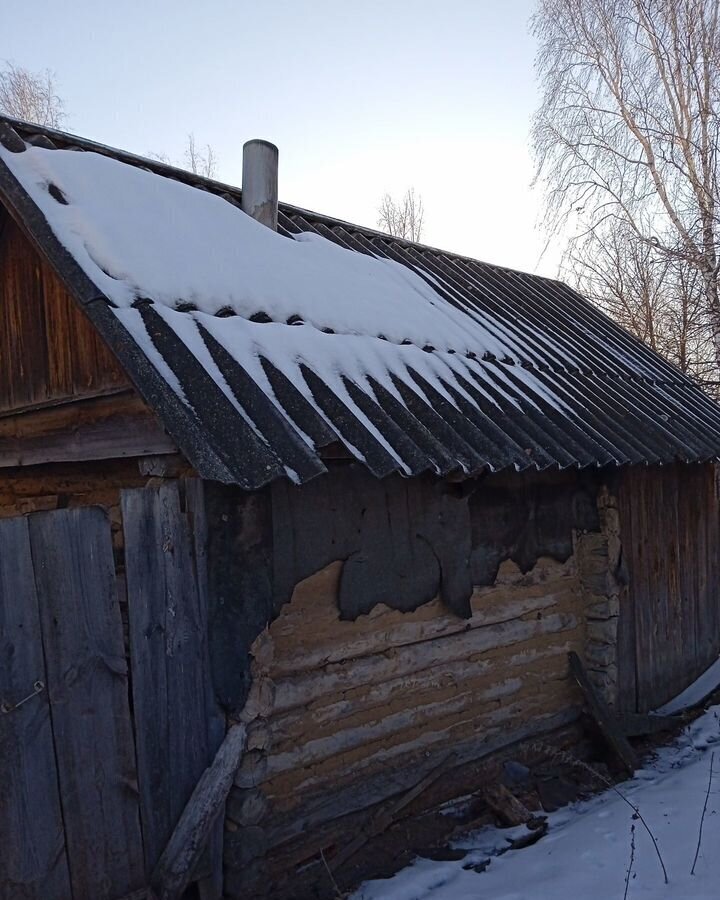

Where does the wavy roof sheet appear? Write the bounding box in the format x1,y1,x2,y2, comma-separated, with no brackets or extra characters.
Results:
2,116,720,488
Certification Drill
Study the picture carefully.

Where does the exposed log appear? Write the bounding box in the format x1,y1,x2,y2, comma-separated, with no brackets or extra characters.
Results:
482,784,532,827
329,752,455,872
151,724,247,900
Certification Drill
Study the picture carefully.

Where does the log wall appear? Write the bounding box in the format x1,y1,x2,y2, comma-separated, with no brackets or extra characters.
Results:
221,466,611,896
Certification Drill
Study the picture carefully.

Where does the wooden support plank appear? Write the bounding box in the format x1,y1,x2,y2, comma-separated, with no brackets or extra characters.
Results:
568,651,636,775
29,507,145,899
151,724,247,900
0,516,72,900
122,483,218,878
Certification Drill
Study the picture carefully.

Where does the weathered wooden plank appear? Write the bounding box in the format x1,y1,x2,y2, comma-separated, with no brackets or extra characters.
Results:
616,463,720,712
0,216,128,414
568,651,636,774
204,482,274,714
482,784,532,826
615,479,637,713
616,712,680,737
0,516,72,900
151,724,247,900
122,483,217,876
0,391,176,468
29,507,145,899
184,479,226,900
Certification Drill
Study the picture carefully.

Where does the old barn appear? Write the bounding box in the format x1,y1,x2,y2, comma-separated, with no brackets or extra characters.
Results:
2,115,720,900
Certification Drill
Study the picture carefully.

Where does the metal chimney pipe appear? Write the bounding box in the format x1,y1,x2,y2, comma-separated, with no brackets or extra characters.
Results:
241,139,279,230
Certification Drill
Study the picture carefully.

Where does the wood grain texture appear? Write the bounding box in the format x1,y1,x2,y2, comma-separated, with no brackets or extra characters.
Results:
122,482,218,876
616,463,720,711
0,217,128,413
568,651,636,774
29,507,144,899
224,548,586,877
0,516,72,900
151,724,246,900
0,391,176,468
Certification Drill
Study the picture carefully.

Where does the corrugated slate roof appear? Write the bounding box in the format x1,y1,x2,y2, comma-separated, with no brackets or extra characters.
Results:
2,115,720,488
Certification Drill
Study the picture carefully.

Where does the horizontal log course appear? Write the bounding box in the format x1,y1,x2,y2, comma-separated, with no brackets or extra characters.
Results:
270,652,573,751
262,676,577,799
274,612,579,716
0,458,151,521
223,546,591,895
269,558,578,678
225,706,581,867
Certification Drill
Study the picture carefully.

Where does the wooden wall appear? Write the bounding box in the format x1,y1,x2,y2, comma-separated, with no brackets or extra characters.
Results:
615,462,720,712
220,466,603,896
0,212,129,413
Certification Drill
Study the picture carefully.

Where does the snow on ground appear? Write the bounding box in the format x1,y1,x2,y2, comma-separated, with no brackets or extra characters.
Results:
353,707,720,900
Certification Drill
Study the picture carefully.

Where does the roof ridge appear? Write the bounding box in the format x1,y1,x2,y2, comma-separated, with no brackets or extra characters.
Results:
0,114,562,284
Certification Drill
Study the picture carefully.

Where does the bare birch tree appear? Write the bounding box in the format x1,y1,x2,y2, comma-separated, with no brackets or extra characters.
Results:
377,187,425,241
0,63,65,128
567,228,718,389
184,133,217,179
532,0,720,376
149,133,218,179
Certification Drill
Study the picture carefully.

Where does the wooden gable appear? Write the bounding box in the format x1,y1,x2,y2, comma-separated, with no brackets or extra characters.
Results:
0,204,177,467
0,206,128,412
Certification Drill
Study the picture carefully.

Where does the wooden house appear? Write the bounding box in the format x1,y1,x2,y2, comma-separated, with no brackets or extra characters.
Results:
2,115,720,900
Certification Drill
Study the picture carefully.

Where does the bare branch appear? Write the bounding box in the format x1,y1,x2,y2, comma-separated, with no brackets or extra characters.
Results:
377,188,425,242
0,62,65,128
533,0,720,379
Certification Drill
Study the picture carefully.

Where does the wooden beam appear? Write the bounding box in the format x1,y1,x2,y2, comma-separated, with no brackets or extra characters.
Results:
483,784,532,827
568,651,637,775
151,724,247,900
0,391,176,467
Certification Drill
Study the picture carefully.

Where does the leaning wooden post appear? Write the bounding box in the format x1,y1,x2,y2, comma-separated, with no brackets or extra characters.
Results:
151,724,247,900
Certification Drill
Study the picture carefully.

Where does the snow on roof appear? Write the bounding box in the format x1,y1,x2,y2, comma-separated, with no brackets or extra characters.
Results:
0,143,515,358
2,123,720,488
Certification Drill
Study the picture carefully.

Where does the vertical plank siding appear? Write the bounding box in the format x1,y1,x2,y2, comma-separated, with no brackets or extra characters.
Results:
29,507,145,899
617,463,720,711
0,517,72,900
0,217,128,413
122,481,221,876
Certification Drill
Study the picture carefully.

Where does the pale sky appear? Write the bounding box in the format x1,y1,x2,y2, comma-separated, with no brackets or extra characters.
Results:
1,0,562,276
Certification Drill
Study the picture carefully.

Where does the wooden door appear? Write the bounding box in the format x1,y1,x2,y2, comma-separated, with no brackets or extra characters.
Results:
0,508,144,900
0,483,222,899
